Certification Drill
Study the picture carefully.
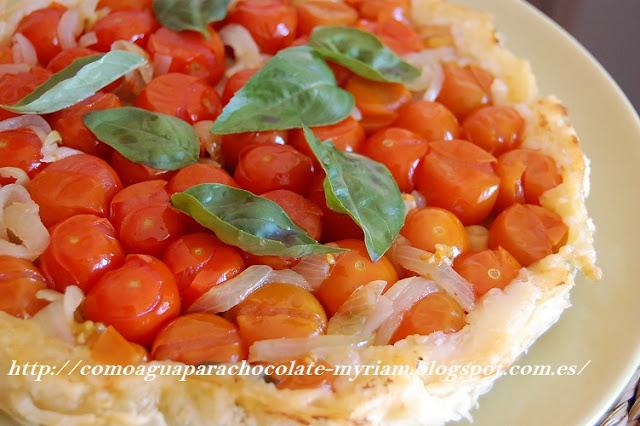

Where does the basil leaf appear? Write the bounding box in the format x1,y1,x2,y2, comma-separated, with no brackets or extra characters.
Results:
2,51,146,114
171,184,345,257
309,26,420,84
303,125,405,261
84,107,199,171
152,0,229,37
212,46,354,134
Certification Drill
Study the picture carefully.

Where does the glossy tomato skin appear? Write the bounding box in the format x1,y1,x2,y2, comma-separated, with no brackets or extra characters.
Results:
229,0,298,54
147,27,225,85
0,67,51,120
83,254,181,346
27,154,122,227
92,9,158,52
363,127,429,192
296,1,358,35
109,151,172,186
316,239,398,316
50,93,122,157
454,247,521,297
416,140,500,225
151,313,246,364
163,233,245,308
167,163,237,194
0,129,43,176
91,326,148,365
97,0,152,11
221,68,259,105
394,101,460,142
221,130,287,168
0,256,48,318
437,63,494,119
289,117,365,159
110,180,171,229
351,0,410,22
461,106,525,155
367,18,424,56
15,5,65,64
262,190,323,241
135,73,222,124
234,144,314,195
401,207,469,254
39,214,125,292
46,47,99,72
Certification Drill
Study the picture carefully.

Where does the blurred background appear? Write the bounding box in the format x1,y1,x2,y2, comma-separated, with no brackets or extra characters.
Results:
525,0,639,112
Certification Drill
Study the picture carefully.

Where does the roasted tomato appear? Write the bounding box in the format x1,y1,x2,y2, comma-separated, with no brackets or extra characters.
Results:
91,326,148,365
46,47,98,73
0,256,48,318
454,247,521,297
0,129,43,175
228,0,297,54
97,0,152,11
436,63,494,119
262,190,323,241
167,163,237,194
394,101,460,142
15,5,66,64
221,68,259,105
221,130,287,169
109,151,172,186
0,67,51,120
401,207,469,254
289,117,365,159
92,9,158,52
461,106,525,155
296,1,358,35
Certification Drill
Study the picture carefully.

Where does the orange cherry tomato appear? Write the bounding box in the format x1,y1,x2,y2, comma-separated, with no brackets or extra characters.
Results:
454,247,521,297
0,129,43,176
163,233,245,308
0,256,48,318
109,151,172,186
83,254,181,346
233,283,327,346
0,46,13,64
109,180,171,229
228,0,297,54
394,100,460,142
461,106,525,155
91,326,148,365
390,291,465,343
92,9,157,52
221,68,258,105
262,189,323,241
97,0,152,11
401,207,469,254
495,149,562,211
15,5,66,65
370,18,424,55
437,63,494,119
234,144,314,195
40,214,125,293
416,140,500,225
352,0,410,22
152,313,246,364
136,73,222,124
308,173,363,241
316,239,398,316
327,61,353,87
46,47,98,73
147,27,225,85
27,154,122,227
221,130,287,168
167,163,237,194
363,127,429,192
50,93,122,157
268,359,335,390
289,117,365,159
296,1,358,35
0,67,51,120
489,203,568,267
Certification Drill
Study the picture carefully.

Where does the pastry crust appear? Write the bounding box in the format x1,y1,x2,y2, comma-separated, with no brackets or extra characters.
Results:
0,0,600,425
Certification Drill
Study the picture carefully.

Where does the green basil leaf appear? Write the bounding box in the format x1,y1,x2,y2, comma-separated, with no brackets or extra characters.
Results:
309,26,420,84
303,125,405,261
2,51,146,114
171,183,345,257
152,0,230,37
84,107,199,171
212,46,354,134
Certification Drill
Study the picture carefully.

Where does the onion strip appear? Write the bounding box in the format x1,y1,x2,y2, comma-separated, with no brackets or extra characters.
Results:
249,334,370,363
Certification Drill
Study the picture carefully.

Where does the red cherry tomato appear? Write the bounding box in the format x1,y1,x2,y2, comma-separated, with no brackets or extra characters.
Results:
46,47,98,72
15,5,66,64
97,0,152,11
136,73,222,124
351,0,410,22
296,1,358,35
369,18,424,56
27,154,122,227
394,100,460,142
234,144,314,195
0,46,13,64
289,117,365,159
163,233,245,308
363,127,429,192
109,180,171,229
401,207,469,254
262,190,323,241
489,203,568,267
228,0,297,54
109,151,171,186
327,61,353,87
167,163,237,194
221,130,287,168
0,256,48,319
147,27,225,85
92,9,157,52
437,63,494,119
151,313,246,364
39,214,124,292
50,93,121,157
308,173,363,241
416,140,500,225
0,67,51,120
221,68,259,105
83,254,181,346
461,106,525,155
0,129,43,176
454,247,521,297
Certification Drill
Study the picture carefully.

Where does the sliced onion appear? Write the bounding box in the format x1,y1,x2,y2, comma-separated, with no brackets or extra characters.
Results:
411,190,426,208
12,33,38,66
350,106,362,121
327,280,387,335
193,120,223,162
291,253,336,290
465,225,489,252
153,54,173,76
403,47,457,99
0,63,31,75
266,268,310,289
32,286,83,344
78,31,98,48
57,10,82,49
110,40,152,94
0,115,52,141
0,167,29,186
249,334,370,363
219,24,264,76
41,131,82,163
0,184,49,260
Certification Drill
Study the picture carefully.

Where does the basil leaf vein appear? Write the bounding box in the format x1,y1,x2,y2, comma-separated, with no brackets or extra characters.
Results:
153,0,229,36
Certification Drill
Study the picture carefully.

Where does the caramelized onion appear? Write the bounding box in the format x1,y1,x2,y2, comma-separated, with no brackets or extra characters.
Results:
153,54,172,77
33,286,83,344
58,9,82,49
291,253,336,290
219,24,266,77
0,184,49,260
11,32,37,66
78,31,98,48
249,334,370,363
327,280,387,335
0,167,29,186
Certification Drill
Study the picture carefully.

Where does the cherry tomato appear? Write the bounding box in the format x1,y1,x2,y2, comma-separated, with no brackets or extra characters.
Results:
15,5,65,64
233,283,326,346
152,313,245,364
437,63,494,119
461,106,525,155
229,0,297,54
327,61,353,87
163,233,245,308
147,26,225,85
0,46,13,64
221,130,287,168
454,247,521,297
0,256,48,318
119,201,185,257
109,180,171,228
316,239,398,316
92,9,157,52
401,207,468,254
234,144,314,195
370,18,424,55
97,0,152,11
50,93,122,157
394,100,460,142
0,67,51,120
91,326,148,365
262,190,323,241
495,149,562,211
136,73,222,124
363,127,428,192
489,204,568,266
221,68,258,105
268,359,335,390
0,129,42,175
40,214,124,293
109,151,171,186
46,47,98,72
83,254,181,346
167,163,237,194
296,1,358,35
416,140,500,225
289,117,365,159
27,154,122,227
345,75,411,133
351,0,410,22
390,291,465,343
308,173,363,241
